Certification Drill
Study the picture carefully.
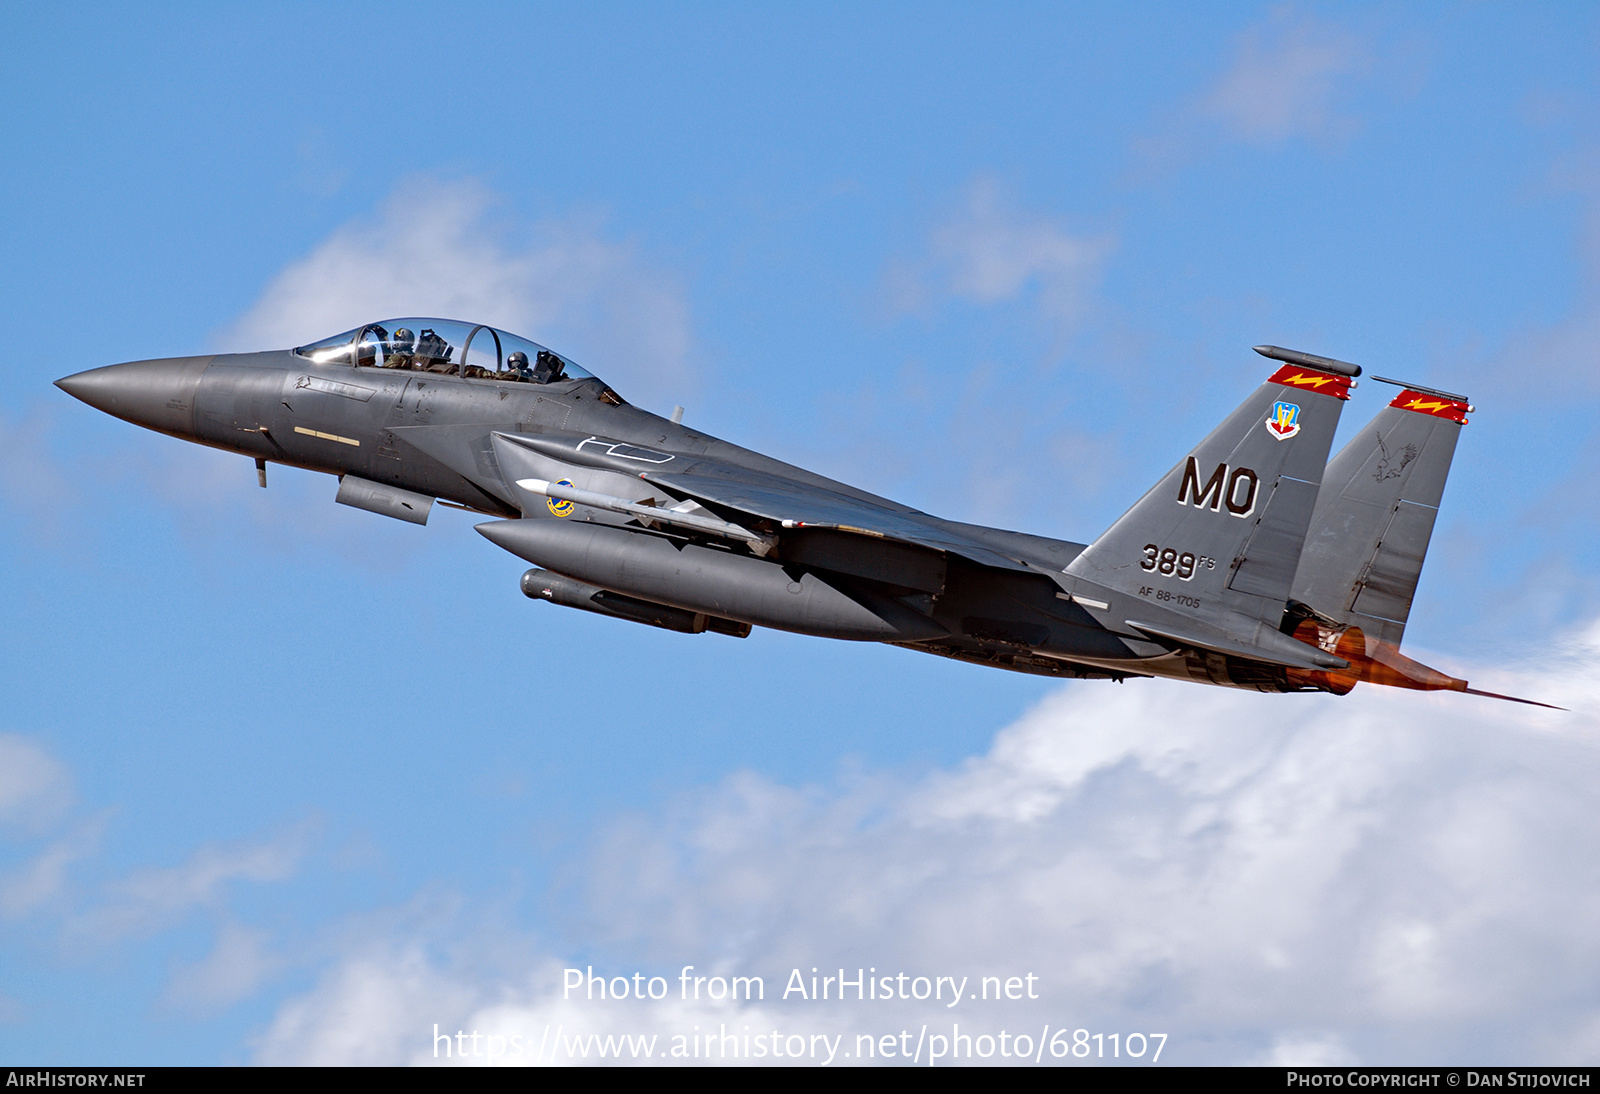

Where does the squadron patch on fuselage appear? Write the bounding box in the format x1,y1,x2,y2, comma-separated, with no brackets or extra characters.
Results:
548,480,575,517
1266,400,1302,440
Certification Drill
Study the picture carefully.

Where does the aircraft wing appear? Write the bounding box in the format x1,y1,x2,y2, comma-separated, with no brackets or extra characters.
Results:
485,430,1038,573
639,465,1038,573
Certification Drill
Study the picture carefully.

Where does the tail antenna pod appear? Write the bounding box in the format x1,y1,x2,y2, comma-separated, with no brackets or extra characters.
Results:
1371,375,1474,409
1254,345,1362,378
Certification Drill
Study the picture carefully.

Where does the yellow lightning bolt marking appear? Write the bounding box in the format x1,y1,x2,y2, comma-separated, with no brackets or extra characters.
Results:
1278,373,1335,388
1403,398,1451,413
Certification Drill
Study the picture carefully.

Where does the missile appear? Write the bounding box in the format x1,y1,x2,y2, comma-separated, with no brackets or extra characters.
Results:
520,568,750,637
515,477,776,555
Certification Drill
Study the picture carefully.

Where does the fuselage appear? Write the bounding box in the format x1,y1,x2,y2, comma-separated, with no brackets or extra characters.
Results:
60,322,1530,706
56,334,1335,693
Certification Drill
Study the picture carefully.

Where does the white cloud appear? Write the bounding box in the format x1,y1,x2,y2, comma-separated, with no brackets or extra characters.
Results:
164,921,281,1014
0,408,80,545
1479,148,1600,398
0,734,73,833
1250,1033,1358,1066
253,928,805,1067
887,176,1114,341
219,178,693,413
255,941,485,1066
0,734,92,920
250,621,1600,1065
73,817,316,943
1129,8,1377,179
1203,8,1372,144
0,827,98,921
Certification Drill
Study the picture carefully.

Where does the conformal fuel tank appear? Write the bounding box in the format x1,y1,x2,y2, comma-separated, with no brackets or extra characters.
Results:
477,518,946,642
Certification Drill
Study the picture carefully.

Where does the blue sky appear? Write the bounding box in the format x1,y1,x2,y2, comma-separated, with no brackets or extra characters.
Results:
2,2,1599,1066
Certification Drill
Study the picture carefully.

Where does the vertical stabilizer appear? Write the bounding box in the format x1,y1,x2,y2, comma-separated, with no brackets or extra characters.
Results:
1290,383,1470,647
1067,349,1354,632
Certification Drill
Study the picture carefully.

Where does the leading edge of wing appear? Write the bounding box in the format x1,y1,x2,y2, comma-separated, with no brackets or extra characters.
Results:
641,467,1035,573
492,430,1044,573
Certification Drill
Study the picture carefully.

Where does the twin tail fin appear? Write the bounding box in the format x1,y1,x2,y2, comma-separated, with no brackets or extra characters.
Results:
1066,348,1357,643
1291,380,1470,647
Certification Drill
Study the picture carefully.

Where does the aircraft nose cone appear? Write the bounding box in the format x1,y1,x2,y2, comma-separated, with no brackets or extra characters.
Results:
56,355,214,438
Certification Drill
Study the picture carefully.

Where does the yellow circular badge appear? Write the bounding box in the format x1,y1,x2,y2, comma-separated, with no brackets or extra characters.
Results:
547,480,575,517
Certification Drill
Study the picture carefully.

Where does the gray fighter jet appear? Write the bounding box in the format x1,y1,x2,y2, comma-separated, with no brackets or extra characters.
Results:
56,318,1546,704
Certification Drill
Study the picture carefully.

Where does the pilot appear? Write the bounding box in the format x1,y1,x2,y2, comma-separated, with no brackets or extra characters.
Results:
533,349,565,384
506,351,533,380
416,328,450,369
387,327,416,370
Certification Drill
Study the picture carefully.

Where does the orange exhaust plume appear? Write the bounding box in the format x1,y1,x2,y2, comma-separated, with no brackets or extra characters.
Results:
1286,620,1563,708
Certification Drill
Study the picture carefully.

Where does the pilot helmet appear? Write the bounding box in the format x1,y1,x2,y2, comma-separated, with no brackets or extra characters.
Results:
507,351,529,371
391,327,415,349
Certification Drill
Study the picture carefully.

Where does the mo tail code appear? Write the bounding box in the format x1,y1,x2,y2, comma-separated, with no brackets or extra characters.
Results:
1177,457,1258,518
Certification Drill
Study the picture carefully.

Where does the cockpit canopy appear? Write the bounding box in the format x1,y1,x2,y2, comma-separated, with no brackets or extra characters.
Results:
294,319,596,387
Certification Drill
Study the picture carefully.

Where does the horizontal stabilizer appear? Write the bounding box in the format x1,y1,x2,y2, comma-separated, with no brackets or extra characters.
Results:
1127,615,1349,672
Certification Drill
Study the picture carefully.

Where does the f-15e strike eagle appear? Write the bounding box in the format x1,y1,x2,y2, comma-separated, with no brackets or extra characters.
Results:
57,318,1547,705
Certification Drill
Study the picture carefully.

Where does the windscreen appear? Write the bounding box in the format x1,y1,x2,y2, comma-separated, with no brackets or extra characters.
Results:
296,319,597,388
